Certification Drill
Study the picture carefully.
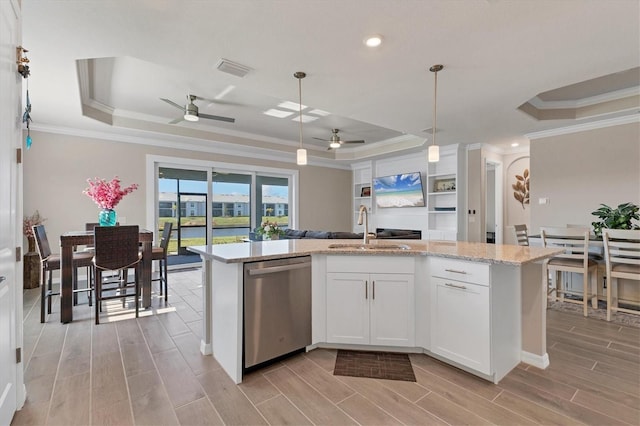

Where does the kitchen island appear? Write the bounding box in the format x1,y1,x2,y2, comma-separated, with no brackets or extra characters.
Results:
188,239,561,384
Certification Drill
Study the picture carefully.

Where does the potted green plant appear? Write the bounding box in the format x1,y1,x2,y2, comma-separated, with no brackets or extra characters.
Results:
591,202,639,237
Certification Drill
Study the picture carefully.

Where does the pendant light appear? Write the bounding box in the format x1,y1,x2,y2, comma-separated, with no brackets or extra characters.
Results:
428,64,443,163
294,71,307,165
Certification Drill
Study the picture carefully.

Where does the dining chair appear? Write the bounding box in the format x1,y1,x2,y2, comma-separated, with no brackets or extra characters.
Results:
151,222,173,302
513,224,529,246
93,225,142,324
603,229,640,321
541,226,598,317
33,224,94,323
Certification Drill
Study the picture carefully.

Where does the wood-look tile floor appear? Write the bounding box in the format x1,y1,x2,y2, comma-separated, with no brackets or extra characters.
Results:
12,268,640,425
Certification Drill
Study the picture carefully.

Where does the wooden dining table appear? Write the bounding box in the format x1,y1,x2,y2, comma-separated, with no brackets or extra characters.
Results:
59,229,154,323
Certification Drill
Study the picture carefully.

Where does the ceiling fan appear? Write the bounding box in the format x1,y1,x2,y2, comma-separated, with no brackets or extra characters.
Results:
160,94,235,124
313,129,365,150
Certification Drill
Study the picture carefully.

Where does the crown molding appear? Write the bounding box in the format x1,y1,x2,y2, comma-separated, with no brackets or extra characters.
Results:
526,114,640,140
529,86,640,109
28,123,351,170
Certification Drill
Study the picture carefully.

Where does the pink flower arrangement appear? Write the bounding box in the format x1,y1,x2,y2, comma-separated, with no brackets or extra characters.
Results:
83,176,138,210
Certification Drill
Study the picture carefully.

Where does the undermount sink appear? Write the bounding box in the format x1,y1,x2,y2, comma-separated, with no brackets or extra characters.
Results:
327,243,411,251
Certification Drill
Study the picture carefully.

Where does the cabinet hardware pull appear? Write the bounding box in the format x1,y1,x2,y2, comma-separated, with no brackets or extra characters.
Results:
445,282,467,290
365,280,368,299
373,281,375,300
444,269,468,274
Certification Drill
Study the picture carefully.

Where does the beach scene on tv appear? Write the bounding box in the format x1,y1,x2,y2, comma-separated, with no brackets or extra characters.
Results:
373,172,425,208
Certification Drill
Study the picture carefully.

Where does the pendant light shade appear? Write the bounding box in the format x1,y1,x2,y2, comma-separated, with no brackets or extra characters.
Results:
428,64,443,163
294,71,307,166
297,148,307,165
428,144,440,162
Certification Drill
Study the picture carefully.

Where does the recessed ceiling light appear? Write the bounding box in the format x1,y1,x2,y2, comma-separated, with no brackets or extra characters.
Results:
364,35,383,47
511,142,520,147
291,114,319,123
279,101,307,111
263,109,294,118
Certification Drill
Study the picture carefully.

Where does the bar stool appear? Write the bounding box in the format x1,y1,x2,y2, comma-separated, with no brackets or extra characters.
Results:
151,222,173,302
93,225,142,324
513,224,529,246
33,225,94,323
603,229,640,321
541,226,598,317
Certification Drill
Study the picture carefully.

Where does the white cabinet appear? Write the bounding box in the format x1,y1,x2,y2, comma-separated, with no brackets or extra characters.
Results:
325,256,415,347
327,272,415,346
326,273,369,344
431,276,491,374
430,257,520,382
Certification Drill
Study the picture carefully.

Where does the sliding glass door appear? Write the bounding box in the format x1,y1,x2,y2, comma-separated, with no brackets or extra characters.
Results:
158,167,207,264
211,172,252,243
255,175,289,230
152,156,298,266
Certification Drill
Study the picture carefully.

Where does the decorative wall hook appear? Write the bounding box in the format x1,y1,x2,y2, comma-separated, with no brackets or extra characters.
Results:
17,46,30,78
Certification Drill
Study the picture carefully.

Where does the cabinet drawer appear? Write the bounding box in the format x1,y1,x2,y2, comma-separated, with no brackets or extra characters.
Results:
430,257,490,286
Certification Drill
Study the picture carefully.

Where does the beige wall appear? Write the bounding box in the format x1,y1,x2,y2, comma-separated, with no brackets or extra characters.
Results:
23,130,352,246
466,149,482,242
530,122,640,234
503,153,530,245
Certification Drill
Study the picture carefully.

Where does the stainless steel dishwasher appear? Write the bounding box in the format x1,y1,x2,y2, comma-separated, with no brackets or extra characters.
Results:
243,256,312,369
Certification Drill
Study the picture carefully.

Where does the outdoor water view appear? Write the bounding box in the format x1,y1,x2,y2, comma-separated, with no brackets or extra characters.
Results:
158,168,290,262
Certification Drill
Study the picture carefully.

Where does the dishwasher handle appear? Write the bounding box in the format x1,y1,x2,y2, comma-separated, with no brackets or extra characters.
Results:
247,262,310,276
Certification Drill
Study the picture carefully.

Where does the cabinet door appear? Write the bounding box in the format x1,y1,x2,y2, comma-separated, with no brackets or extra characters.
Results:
370,274,415,347
431,277,490,374
326,273,369,344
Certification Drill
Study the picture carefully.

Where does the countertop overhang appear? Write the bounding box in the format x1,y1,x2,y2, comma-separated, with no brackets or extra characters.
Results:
187,239,562,266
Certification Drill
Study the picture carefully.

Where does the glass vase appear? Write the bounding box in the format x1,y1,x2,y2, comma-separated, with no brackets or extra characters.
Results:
99,209,117,226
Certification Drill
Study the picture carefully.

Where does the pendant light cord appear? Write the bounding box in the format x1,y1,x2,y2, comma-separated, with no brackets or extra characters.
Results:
432,68,438,147
298,76,303,149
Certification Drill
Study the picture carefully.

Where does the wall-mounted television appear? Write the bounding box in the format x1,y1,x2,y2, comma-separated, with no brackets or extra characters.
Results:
373,172,425,208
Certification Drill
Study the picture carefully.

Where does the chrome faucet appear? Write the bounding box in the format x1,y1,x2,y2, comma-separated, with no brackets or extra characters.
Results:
357,205,372,244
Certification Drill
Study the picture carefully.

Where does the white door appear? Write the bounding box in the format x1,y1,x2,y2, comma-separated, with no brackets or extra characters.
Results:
0,0,22,423
326,273,369,344
369,273,415,347
431,277,491,374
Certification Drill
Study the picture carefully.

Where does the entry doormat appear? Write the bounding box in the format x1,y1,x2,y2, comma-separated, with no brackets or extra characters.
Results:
333,350,416,382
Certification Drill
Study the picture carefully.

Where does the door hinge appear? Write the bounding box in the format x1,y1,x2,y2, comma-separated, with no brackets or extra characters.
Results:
16,148,22,164
16,246,21,261
16,347,21,364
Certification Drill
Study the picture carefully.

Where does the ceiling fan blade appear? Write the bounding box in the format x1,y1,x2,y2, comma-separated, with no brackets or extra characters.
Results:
168,117,183,124
194,95,243,107
199,113,236,123
313,137,329,141
160,98,184,111
343,140,365,144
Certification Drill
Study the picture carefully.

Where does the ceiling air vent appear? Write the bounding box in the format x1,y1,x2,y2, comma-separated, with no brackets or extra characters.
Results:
216,58,252,78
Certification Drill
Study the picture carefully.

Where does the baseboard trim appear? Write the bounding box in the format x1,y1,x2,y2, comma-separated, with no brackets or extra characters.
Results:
200,340,212,356
521,351,550,369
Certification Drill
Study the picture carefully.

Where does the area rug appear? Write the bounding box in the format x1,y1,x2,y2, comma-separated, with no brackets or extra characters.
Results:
333,350,416,382
547,299,640,328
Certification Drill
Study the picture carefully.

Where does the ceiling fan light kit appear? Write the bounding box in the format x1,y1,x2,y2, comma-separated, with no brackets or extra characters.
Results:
314,128,366,150
428,64,443,163
184,101,199,121
295,71,307,166
364,35,383,47
161,94,235,124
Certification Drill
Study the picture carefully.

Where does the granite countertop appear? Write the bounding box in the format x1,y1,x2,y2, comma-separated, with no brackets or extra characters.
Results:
187,239,562,266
